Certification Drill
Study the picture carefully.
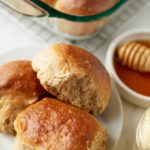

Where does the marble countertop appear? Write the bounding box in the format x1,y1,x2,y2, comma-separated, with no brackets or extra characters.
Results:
0,0,150,149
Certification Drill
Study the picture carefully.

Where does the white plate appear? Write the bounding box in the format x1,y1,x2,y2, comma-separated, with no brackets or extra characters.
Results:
0,45,123,150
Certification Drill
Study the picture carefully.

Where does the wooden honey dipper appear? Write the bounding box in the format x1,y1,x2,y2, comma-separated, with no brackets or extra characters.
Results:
117,42,150,72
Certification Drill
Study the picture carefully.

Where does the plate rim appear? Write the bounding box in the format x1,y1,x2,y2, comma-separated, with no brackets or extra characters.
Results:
111,85,123,150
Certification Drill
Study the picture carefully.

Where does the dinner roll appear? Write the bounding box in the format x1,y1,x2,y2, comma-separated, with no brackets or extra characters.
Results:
0,61,47,135
42,0,119,16
14,98,107,150
32,43,111,114
42,1,119,37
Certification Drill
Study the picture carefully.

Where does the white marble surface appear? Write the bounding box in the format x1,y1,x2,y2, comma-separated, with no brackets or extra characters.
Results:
0,10,44,50
0,1,150,150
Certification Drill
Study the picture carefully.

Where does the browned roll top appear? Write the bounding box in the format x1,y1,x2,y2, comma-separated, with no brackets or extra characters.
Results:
42,0,119,16
0,60,46,98
14,98,107,150
0,61,47,135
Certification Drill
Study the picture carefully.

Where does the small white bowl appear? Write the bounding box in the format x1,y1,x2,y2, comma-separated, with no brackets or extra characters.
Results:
106,29,150,108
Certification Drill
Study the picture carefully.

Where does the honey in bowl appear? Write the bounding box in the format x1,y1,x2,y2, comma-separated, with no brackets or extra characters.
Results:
114,40,150,97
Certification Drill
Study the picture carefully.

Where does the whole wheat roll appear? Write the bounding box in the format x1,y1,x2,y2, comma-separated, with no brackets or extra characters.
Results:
42,0,119,37
32,43,111,114
0,61,47,135
14,98,108,150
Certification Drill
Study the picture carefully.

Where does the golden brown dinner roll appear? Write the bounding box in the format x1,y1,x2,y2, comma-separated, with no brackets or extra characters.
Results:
32,43,111,114
0,61,47,135
14,98,107,150
42,0,119,16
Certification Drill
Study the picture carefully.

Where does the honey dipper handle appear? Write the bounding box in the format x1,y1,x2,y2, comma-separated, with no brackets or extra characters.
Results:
117,42,150,72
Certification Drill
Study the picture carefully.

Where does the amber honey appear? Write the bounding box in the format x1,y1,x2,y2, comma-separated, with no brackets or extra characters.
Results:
114,40,150,97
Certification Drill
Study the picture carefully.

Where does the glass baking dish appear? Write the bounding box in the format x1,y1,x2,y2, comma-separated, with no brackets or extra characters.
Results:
1,0,127,40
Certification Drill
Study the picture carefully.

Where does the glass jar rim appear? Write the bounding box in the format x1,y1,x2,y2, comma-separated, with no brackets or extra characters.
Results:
31,0,128,22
